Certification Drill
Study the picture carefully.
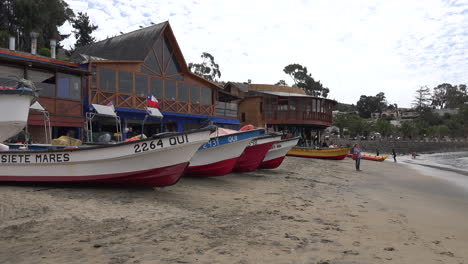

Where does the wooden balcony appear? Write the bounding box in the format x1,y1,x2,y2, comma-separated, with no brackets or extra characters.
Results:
264,110,333,127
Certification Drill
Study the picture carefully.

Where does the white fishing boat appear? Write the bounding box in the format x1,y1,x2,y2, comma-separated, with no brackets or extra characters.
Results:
185,128,264,176
0,129,211,187
0,81,37,142
259,137,300,169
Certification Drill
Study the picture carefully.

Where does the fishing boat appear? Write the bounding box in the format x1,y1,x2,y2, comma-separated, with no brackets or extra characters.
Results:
185,128,264,176
287,147,350,160
258,137,300,169
0,81,37,142
346,153,388,162
0,129,211,187
233,134,282,172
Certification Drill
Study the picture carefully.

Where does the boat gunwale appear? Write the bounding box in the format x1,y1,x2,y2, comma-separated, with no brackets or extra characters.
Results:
0,127,213,154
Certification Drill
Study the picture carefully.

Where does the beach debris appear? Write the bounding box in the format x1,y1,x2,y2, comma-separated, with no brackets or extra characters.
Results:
439,251,454,257
317,260,330,264
320,239,333,243
93,244,102,248
432,240,441,245
384,247,395,251
343,249,359,255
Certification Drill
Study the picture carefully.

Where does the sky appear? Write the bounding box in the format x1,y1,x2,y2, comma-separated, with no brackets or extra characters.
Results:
59,0,468,107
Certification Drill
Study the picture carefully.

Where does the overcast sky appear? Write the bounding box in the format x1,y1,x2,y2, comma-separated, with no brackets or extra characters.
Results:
60,0,467,107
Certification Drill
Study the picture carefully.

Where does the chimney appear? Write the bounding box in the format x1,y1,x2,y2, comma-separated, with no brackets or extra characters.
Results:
9,36,15,50
30,31,39,55
247,79,251,84
50,39,56,59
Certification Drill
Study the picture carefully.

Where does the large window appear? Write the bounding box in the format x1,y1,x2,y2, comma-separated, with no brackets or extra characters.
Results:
28,69,55,98
99,68,115,92
118,72,133,94
135,74,148,96
200,87,212,105
177,83,188,102
150,78,163,98
165,80,176,100
190,85,200,103
0,65,24,87
57,73,81,100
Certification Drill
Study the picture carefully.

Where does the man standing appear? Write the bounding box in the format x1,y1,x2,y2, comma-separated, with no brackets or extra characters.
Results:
392,149,397,162
353,143,362,171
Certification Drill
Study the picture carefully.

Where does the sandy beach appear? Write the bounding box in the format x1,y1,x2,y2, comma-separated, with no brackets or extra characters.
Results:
1,157,468,264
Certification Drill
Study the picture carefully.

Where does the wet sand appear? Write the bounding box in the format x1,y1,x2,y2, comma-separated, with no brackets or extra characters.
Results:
1,157,468,264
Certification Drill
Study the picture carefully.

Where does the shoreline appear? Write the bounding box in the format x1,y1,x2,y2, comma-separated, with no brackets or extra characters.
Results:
1,157,467,263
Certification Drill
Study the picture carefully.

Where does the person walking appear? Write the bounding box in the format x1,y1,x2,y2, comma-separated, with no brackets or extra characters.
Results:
352,143,362,171
392,149,397,162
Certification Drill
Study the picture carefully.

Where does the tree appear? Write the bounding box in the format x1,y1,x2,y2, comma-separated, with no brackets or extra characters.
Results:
413,86,431,111
72,12,97,48
283,63,330,97
356,92,387,118
0,0,74,52
275,80,287,86
188,52,221,82
374,120,393,137
400,121,417,139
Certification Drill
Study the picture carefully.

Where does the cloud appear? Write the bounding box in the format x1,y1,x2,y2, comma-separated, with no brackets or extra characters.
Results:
60,0,467,107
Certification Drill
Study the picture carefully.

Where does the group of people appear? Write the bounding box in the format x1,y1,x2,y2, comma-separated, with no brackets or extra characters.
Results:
350,144,398,171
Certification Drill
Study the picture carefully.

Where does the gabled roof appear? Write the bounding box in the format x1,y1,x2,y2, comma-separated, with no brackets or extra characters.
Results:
72,22,167,62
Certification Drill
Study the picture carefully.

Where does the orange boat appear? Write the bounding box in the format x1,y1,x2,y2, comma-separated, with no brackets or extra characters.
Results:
287,147,350,160
346,154,387,162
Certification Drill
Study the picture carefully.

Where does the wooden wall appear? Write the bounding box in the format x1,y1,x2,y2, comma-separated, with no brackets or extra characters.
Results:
238,97,264,127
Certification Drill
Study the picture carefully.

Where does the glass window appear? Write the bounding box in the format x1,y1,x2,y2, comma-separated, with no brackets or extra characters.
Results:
141,66,157,76
200,87,212,105
144,52,161,74
118,72,133,94
57,73,81,100
135,74,148,96
317,100,321,112
165,80,176,100
0,65,24,87
150,78,163,98
167,74,184,81
154,38,163,65
190,85,200,103
312,99,316,112
166,55,181,75
163,37,172,70
177,83,188,102
99,68,115,92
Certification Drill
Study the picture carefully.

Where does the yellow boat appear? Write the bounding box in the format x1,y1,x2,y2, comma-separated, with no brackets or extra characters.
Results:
287,147,350,160
346,154,388,162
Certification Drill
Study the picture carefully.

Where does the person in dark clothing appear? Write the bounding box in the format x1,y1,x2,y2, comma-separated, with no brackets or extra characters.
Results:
376,149,380,156
353,143,362,171
392,149,397,162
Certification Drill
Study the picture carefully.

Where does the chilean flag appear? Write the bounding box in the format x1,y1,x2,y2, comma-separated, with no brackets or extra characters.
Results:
146,94,159,108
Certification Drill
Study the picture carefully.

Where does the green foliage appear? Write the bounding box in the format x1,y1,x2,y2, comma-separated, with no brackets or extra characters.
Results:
72,12,97,48
0,0,74,52
374,120,393,137
334,103,356,112
431,83,468,109
188,52,221,82
0,30,9,48
413,86,431,110
275,80,287,86
283,63,330,97
38,47,50,57
333,113,371,137
400,121,418,138
356,92,387,118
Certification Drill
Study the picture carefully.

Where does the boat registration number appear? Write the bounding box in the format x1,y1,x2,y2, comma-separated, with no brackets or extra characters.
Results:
133,134,189,153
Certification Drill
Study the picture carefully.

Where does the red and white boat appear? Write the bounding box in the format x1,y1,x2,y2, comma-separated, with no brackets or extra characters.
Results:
259,137,300,169
233,134,282,173
0,129,211,187
185,128,264,176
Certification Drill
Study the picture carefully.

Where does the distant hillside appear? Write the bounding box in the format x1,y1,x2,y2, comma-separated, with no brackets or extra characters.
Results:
334,102,356,112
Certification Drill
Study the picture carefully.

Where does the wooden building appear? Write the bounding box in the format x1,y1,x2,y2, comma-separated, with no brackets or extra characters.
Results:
0,48,87,143
72,21,238,137
225,82,336,143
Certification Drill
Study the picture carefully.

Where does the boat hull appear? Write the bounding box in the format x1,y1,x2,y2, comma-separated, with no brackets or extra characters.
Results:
0,90,35,142
0,129,211,187
233,135,281,172
185,129,264,177
346,154,387,162
287,147,350,160
259,137,300,169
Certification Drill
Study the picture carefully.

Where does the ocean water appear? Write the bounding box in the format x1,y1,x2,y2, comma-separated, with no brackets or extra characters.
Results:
401,151,468,192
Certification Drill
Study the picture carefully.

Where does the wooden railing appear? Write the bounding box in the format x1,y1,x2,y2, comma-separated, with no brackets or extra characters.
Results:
90,91,214,116
265,109,332,124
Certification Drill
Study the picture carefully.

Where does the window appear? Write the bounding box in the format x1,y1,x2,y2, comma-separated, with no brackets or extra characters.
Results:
118,72,133,94
190,85,200,103
177,83,188,101
163,37,172,68
241,112,246,122
0,65,24,87
141,66,157,76
99,68,115,92
57,73,81,100
27,69,55,98
165,80,176,100
150,78,163,98
144,52,160,74
135,74,148,96
166,55,181,75
260,102,263,113
200,87,212,105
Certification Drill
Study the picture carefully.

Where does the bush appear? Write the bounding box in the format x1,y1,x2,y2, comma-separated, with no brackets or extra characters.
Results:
38,47,50,57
